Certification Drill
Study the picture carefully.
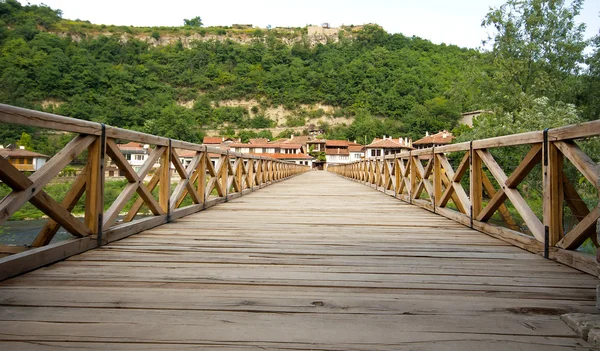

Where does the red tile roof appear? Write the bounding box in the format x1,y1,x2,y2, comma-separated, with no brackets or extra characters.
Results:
175,149,197,158
326,140,349,147
117,142,146,151
247,153,314,160
229,142,301,149
249,138,269,144
230,143,272,148
348,145,365,152
325,148,350,156
279,144,302,149
283,136,310,145
0,148,49,158
413,131,455,145
203,136,224,144
367,138,413,150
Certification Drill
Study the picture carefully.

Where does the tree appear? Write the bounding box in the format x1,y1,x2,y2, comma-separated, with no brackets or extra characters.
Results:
256,130,273,140
457,95,581,142
17,131,32,150
578,30,600,121
237,130,257,143
183,16,203,28
482,0,587,108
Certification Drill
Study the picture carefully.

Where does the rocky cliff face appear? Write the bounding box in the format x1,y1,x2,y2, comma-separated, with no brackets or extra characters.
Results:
57,25,361,48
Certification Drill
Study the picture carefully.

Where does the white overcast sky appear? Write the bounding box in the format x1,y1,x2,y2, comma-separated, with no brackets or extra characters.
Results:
22,0,600,49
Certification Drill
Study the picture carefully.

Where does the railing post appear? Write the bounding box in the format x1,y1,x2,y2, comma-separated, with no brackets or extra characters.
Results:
394,156,400,197
543,129,563,253
433,147,440,214
409,151,415,203
246,158,253,191
470,141,481,228
223,151,229,201
198,148,206,209
237,156,244,194
159,139,171,222
85,124,106,246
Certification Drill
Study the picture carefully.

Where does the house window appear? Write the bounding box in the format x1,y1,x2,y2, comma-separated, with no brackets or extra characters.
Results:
125,154,131,160
135,154,144,161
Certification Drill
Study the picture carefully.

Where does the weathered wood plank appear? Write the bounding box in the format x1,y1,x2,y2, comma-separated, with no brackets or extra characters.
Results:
0,171,594,351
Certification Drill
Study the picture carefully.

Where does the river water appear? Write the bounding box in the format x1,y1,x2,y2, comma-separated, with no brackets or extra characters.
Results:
0,219,74,246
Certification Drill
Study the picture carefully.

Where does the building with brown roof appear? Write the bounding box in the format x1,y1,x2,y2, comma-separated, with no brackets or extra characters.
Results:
248,138,269,144
0,145,49,172
228,141,314,167
348,145,365,162
459,110,491,127
280,135,313,153
325,146,350,164
413,130,454,149
306,139,326,153
115,142,151,172
202,136,239,150
366,136,413,158
324,140,350,165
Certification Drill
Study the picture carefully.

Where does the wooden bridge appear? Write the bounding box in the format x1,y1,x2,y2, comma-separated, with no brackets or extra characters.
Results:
0,104,599,349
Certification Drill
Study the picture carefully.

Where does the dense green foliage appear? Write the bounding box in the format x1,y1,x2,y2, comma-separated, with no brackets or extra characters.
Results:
0,0,597,147
0,0,481,146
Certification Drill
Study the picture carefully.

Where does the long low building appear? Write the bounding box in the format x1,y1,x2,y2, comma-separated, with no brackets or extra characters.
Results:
0,145,49,172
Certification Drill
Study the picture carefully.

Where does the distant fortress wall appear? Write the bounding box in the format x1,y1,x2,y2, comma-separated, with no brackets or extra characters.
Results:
307,26,340,44
307,26,340,37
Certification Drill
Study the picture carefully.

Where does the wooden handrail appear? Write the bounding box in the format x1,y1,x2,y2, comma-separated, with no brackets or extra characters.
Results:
328,119,600,275
0,104,309,280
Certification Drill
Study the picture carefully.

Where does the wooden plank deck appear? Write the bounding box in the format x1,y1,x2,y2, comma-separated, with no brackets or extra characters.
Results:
0,171,596,350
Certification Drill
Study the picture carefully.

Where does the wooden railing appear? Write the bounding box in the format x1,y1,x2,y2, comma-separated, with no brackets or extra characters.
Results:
328,120,600,275
0,103,309,280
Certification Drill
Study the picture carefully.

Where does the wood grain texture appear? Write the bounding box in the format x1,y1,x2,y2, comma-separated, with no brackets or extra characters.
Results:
0,172,594,350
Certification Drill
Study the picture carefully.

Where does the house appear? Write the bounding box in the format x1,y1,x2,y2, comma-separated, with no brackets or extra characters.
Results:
325,146,350,165
229,142,303,155
365,136,413,158
249,153,314,167
307,139,326,153
116,142,150,173
228,141,314,167
349,144,365,161
0,145,49,172
322,140,366,166
202,136,239,150
324,140,350,165
248,138,269,144
413,130,455,149
281,135,311,153
459,110,491,127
